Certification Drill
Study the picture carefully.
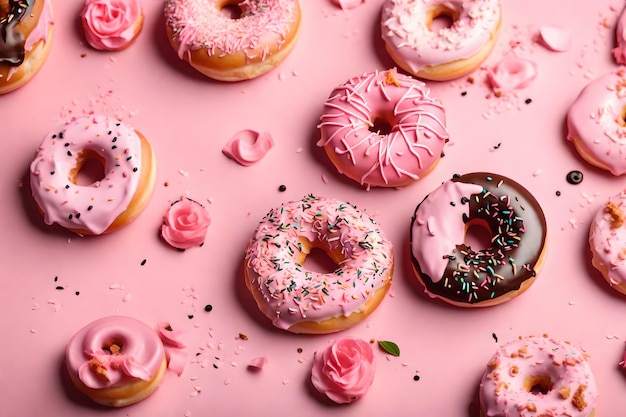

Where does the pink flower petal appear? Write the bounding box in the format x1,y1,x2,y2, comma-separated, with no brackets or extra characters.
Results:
222,130,274,167
487,57,537,93
247,356,269,370
539,26,571,52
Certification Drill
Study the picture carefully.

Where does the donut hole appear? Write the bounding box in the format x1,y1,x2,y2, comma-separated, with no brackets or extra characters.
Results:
71,150,106,186
370,117,393,136
524,375,553,395
218,0,244,19
427,7,460,32
302,246,339,274
464,221,493,252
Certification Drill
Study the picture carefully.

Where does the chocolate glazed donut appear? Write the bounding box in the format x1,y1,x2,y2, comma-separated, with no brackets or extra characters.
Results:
409,172,547,307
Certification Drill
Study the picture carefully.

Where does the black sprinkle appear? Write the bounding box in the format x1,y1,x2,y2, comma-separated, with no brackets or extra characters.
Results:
188,314,194,319
213,364,219,369
75,291,80,296
50,171,55,175
68,214,73,220
64,143,70,147
87,205,93,211
67,150,72,157
493,142,501,150
413,374,420,381
54,276,58,282
278,184,287,192
566,170,583,185
65,185,70,189
204,304,213,312
461,197,469,204
112,136,117,142
461,91,467,96
556,191,561,197
56,286,64,290
449,201,456,206
75,213,81,219
59,132,64,139
140,259,147,266
111,145,117,150
132,167,138,172
492,332,498,343
525,98,532,104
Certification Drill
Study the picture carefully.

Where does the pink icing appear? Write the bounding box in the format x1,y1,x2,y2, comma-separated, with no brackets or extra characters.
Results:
81,0,143,51
614,5,626,64
480,336,598,417
331,0,365,10
222,129,274,166
589,190,626,288
30,115,145,235
566,68,626,175
487,56,537,93
317,69,448,188
66,316,165,390
157,323,187,376
164,0,299,61
311,338,375,404
539,26,571,52
25,0,53,52
244,195,393,331
381,0,501,74
161,198,210,250
410,178,484,285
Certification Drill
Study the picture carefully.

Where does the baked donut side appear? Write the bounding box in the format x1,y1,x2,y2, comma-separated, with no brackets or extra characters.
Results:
164,0,301,81
0,0,54,94
244,195,394,334
479,335,598,417
410,172,547,307
29,115,157,236
381,0,501,81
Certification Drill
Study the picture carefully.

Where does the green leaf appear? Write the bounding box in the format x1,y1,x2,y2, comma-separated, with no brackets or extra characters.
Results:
378,340,400,357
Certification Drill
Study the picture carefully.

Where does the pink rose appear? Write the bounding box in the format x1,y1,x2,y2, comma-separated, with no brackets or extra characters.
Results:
81,0,143,51
311,338,375,404
487,56,537,94
161,198,210,250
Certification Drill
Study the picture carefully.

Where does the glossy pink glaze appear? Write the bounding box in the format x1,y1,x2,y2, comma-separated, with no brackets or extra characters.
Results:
311,338,375,404
161,197,210,250
589,189,626,288
81,0,143,51
410,178,483,284
479,336,598,417
487,56,537,93
381,0,501,74
157,323,187,376
164,0,299,60
222,129,274,166
65,316,165,390
244,195,393,331
317,69,448,188
29,115,144,235
614,5,626,64
567,68,626,175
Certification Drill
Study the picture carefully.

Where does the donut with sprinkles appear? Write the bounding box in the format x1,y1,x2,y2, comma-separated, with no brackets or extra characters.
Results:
409,172,547,307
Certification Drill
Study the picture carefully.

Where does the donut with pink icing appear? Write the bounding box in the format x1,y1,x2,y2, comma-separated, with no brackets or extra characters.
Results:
164,0,301,81
0,0,54,94
410,172,547,307
479,335,598,417
317,69,448,189
65,316,168,407
29,115,157,235
381,0,502,81
81,0,144,51
589,189,626,295
244,195,394,334
567,67,626,175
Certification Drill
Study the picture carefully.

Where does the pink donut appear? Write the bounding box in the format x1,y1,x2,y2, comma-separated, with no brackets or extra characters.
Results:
567,68,626,175
479,335,598,417
317,69,448,189
65,316,167,407
380,0,502,81
244,195,394,334
589,189,626,295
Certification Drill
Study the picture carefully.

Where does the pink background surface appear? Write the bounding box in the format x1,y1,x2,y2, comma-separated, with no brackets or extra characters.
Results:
2,0,626,415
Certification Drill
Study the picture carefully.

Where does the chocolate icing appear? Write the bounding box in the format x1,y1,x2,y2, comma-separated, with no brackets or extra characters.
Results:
410,172,547,305
0,0,34,66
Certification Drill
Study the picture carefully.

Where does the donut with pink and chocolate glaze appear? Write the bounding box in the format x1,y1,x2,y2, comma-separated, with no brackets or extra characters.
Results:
479,335,598,417
567,67,626,175
317,69,448,189
65,316,167,407
410,172,547,307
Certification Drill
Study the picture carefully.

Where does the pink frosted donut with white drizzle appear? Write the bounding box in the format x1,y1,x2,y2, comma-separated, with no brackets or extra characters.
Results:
65,316,167,407
567,67,626,175
381,0,502,81
164,0,301,81
479,335,598,417
589,189,626,295
29,115,157,235
244,195,394,334
317,68,448,189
